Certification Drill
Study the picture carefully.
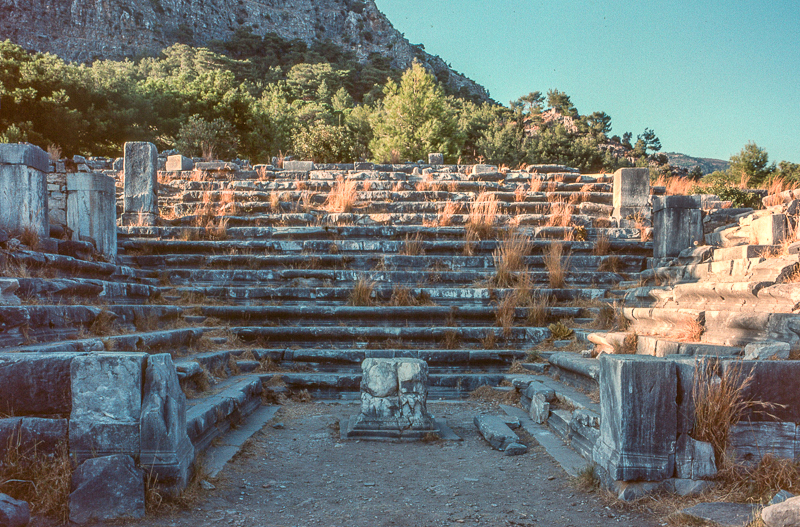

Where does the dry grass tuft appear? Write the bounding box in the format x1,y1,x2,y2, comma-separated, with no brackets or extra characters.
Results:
401,232,425,256
206,216,229,240
440,330,461,350
543,242,571,288
466,191,499,240
692,360,760,466
495,293,518,338
593,232,611,256
597,255,622,273
89,309,118,336
547,197,572,227
481,331,497,349
47,144,62,161
325,176,359,213
0,436,72,522
675,316,704,342
348,277,376,306
526,293,551,327
469,385,520,405
612,332,638,354
514,185,527,202
716,454,800,504
18,227,40,251
491,229,532,288
573,464,600,492
438,200,458,227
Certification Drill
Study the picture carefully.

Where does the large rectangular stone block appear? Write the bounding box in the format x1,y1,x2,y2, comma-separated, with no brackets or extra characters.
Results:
749,214,787,245
140,354,194,495
653,195,704,259
165,155,193,172
0,353,77,416
67,172,117,260
593,355,677,481
283,160,314,172
122,142,158,226
69,353,146,460
612,168,650,219
0,144,49,240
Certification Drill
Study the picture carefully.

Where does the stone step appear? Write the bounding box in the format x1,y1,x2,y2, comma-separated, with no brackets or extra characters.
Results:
0,304,183,347
185,374,263,452
124,252,647,273
196,304,595,326
3,248,153,283
547,352,601,392
15,276,159,303
587,331,743,357
152,268,626,287
259,371,512,399
230,324,549,348
156,285,609,304
5,327,207,354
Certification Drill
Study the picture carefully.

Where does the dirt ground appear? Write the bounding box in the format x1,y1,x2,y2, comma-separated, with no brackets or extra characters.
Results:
79,401,666,527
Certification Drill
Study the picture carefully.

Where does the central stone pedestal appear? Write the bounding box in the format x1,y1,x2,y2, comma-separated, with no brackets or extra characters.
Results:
343,358,439,441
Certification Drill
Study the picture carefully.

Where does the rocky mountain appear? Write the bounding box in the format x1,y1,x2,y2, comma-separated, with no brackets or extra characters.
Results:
0,0,490,101
664,152,729,175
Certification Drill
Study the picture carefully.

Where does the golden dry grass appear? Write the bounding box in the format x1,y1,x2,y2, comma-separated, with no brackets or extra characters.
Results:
593,231,611,256
0,436,72,522
543,242,570,288
597,255,622,273
469,384,521,405
440,330,461,349
495,292,518,338
401,232,425,256
675,316,705,342
491,228,532,288
466,191,499,240
438,200,458,227
348,277,375,306
546,197,572,228
325,177,359,213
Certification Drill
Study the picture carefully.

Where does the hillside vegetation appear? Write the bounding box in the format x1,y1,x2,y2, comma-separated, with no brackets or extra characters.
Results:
0,35,669,173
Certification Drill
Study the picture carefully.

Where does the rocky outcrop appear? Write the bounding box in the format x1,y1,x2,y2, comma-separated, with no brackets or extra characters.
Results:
0,0,490,102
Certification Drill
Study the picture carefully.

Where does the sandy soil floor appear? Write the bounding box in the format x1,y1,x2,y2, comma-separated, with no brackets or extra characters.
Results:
64,400,661,527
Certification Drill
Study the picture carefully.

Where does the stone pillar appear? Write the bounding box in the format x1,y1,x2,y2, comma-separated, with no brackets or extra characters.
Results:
139,354,194,496
69,353,147,462
612,168,650,220
428,153,444,165
67,172,117,260
0,143,49,240
653,195,704,260
592,354,677,481
122,142,158,226
343,358,438,440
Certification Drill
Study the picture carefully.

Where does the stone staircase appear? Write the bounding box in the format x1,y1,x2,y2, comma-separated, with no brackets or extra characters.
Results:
1,157,661,504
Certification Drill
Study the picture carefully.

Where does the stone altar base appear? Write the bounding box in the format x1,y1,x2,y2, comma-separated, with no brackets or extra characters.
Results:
341,358,443,441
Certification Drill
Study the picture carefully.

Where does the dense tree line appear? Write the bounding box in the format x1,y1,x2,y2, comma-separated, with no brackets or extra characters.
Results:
0,32,665,171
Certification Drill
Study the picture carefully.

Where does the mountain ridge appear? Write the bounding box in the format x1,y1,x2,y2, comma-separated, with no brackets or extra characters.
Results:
0,0,490,102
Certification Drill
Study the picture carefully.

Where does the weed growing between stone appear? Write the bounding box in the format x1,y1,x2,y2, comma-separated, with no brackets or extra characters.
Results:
324,176,359,213
573,464,601,492
543,242,570,288
0,435,72,522
593,231,611,256
491,228,532,288
347,276,376,306
466,191,498,241
469,384,520,406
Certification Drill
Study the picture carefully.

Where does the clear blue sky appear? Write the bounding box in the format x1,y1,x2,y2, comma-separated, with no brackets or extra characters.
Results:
374,0,799,164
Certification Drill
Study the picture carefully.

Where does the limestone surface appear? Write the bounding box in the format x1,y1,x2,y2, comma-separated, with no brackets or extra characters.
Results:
69,454,145,524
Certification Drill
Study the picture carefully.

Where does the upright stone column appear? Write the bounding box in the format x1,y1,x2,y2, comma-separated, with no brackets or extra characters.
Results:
612,168,650,220
653,195,704,260
67,172,117,260
592,354,677,481
140,354,194,496
0,143,49,240
343,358,438,440
122,142,158,226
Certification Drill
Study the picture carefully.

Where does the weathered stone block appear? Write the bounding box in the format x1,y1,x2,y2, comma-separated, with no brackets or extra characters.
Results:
675,434,716,479
0,144,49,240
613,168,650,219
0,279,20,306
347,358,437,439
729,421,796,464
744,341,791,360
165,155,194,172
761,495,800,527
69,454,145,524
474,414,523,451
140,354,194,496
472,164,497,175
530,395,550,424
283,160,314,172
69,353,146,460
67,172,117,260
653,195,704,259
0,353,76,416
428,153,444,165
593,355,677,481
0,492,29,527
751,214,788,245
122,142,158,226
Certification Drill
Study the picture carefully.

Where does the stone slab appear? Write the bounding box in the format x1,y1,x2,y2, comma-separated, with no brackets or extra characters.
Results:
681,502,759,527
613,168,650,219
69,454,145,524
0,353,76,416
205,405,278,478
283,160,314,172
474,413,522,451
342,414,448,441
0,163,49,240
66,172,117,260
0,143,49,172
123,142,158,220
502,405,585,476
165,155,194,172
0,492,29,527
